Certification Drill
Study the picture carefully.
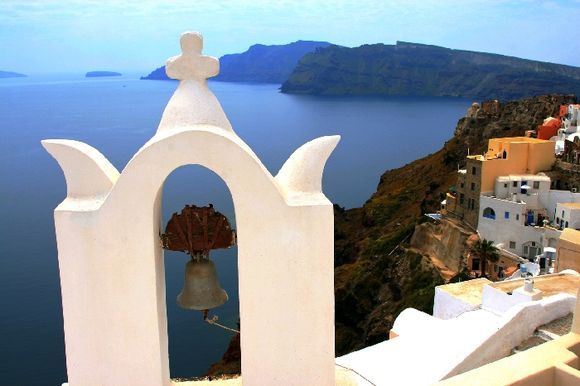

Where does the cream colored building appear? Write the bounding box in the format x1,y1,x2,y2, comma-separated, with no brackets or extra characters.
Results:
479,137,556,193
556,228,580,272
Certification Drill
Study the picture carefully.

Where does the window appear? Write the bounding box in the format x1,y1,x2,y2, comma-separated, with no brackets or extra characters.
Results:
469,199,476,210
516,214,520,221
504,183,508,188
531,242,535,247
483,207,496,219
472,258,480,271
504,211,510,219
524,246,529,255
472,166,477,175
471,182,475,191
513,181,518,187
460,182,464,188
533,181,540,189
509,241,516,249
562,210,565,217
459,193,465,205
566,221,569,228
557,217,560,224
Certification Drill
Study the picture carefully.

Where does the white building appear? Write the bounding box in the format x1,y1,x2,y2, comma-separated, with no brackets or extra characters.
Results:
478,173,580,260
555,104,580,154
555,202,580,229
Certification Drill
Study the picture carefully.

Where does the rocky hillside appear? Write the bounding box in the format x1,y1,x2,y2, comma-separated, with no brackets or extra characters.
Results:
214,40,331,83
141,40,331,83
207,94,577,375
281,42,580,100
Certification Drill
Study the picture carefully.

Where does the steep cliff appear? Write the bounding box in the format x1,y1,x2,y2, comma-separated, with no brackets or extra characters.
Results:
409,218,475,280
281,42,580,100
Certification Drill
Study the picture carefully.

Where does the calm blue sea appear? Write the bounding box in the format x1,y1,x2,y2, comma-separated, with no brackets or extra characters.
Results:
0,74,469,385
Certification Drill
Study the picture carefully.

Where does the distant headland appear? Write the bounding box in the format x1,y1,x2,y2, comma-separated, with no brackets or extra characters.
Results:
0,71,26,78
86,71,122,78
141,40,331,83
281,41,580,100
141,39,580,100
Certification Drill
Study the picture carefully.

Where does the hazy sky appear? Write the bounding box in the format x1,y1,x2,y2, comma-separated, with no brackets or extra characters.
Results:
1,0,579,74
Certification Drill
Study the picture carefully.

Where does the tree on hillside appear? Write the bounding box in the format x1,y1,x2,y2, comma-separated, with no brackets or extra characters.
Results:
471,238,500,278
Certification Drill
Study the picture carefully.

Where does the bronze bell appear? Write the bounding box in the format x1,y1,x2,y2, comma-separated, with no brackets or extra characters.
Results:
177,257,228,310
161,204,236,312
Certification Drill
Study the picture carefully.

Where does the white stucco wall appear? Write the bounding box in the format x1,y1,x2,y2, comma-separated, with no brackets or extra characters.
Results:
336,294,576,385
446,293,576,378
433,287,479,320
539,190,580,222
494,175,550,200
337,290,576,385
44,32,337,386
478,195,542,255
555,203,580,229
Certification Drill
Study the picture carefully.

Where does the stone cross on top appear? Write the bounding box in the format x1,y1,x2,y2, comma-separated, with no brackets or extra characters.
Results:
157,31,233,133
166,32,219,81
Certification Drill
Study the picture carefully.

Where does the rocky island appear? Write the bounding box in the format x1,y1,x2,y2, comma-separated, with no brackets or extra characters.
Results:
0,70,26,78
281,42,580,100
141,40,331,83
85,71,122,77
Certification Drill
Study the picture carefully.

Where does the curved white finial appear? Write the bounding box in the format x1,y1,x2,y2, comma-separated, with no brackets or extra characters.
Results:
157,31,233,133
42,139,119,199
275,135,340,199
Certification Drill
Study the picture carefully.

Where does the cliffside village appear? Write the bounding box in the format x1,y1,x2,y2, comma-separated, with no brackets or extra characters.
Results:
442,102,580,280
337,102,580,385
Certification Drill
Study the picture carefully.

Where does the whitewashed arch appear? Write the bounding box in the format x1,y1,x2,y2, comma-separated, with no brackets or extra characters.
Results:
43,32,338,386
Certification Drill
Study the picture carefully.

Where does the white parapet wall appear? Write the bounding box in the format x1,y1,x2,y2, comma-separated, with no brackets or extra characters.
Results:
433,286,480,320
339,277,577,385
446,293,576,378
432,278,491,320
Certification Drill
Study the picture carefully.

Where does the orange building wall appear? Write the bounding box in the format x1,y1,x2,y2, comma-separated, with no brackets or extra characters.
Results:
537,118,561,140
479,138,555,193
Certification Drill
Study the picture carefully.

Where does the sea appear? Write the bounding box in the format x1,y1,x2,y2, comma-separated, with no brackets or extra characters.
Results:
0,73,470,385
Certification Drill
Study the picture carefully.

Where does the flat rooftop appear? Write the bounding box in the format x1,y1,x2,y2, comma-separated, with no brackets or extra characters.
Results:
559,202,580,209
490,136,552,144
490,273,580,297
436,278,492,306
496,174,550,181
560,228,580,244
